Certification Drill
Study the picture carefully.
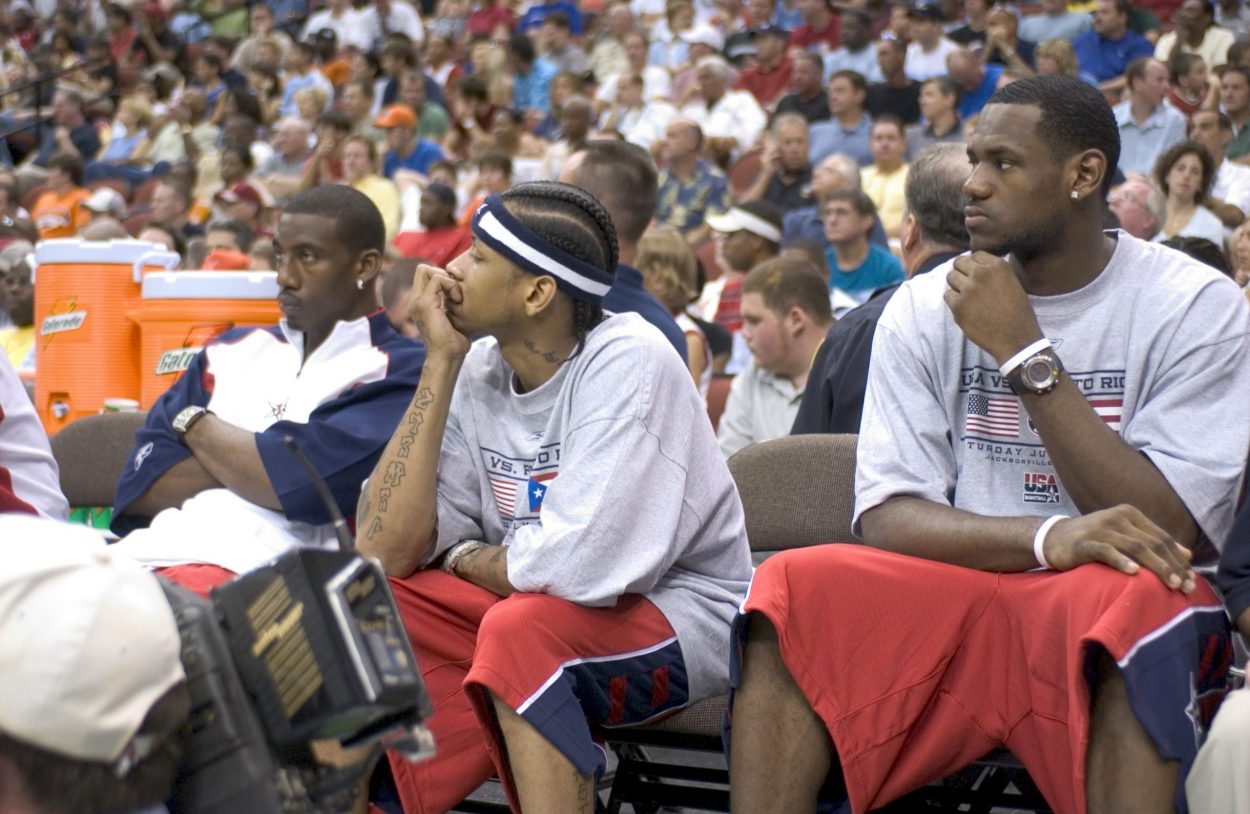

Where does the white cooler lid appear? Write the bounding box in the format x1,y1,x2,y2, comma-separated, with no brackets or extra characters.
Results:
142,271,280,300
33,239,181,283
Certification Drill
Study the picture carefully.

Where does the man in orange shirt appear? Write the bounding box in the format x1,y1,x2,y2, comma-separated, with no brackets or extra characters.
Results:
30,154,89,240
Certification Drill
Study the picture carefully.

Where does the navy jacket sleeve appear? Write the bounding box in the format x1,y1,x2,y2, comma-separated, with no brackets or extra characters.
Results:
254,339,425,525
112,347,214,533
1217,495,1250,625
604,265,688,363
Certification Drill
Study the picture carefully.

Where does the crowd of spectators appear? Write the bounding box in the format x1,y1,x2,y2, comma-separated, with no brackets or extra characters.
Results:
1,0,1250,812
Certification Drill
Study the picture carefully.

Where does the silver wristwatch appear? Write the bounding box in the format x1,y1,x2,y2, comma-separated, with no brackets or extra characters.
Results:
442,540,485,575
172,405,210,440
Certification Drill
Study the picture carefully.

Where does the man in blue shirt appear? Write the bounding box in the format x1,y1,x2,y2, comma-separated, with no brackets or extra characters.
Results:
809,70,874,166
376,104,445,179
947,49,1003,120
822,189,905,301
509,33,560,118
655,119,732,246
1073,0,1154,88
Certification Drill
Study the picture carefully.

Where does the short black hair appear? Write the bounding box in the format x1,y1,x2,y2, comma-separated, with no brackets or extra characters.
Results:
985,75,1120,194
509,32,536,64
284,185,386,258
381,257,421,309
479,150,514,176
1160,236,1232,277
563,140,658,246
923,74,962,104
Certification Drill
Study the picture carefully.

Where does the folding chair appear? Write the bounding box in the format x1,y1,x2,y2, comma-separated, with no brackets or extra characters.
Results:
49,410,147,514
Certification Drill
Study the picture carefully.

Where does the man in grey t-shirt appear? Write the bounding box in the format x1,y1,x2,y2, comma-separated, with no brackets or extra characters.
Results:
730,76,1250,814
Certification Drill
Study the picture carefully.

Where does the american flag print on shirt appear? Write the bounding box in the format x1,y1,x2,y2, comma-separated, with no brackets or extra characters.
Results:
489,476,521,519
966,393,1020,439
1089,397,1123,432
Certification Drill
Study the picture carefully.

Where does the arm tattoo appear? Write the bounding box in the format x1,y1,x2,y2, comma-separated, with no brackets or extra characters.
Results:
524,339,561,364
364,386,435,541
575,769,594,813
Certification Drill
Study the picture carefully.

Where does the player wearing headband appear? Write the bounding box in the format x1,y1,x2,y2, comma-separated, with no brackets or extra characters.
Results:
357,181,752,813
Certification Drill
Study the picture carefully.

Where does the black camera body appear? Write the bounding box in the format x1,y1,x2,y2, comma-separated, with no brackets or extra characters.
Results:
159,548,434,814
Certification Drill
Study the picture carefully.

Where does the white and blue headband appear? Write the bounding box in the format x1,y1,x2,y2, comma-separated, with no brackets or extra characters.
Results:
470,194,614,305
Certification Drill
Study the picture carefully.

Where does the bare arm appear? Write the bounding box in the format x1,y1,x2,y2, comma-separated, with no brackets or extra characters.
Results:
181,414,283,510
356,265,471,577
451,543,515,596
1207,197,1246,228
126,455,225,517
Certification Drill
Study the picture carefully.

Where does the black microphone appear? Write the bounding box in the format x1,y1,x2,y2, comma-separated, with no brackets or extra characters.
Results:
283,435,353,553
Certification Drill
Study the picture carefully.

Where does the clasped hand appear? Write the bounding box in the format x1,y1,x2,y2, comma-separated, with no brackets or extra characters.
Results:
944,252,1043,365
409,264,471,358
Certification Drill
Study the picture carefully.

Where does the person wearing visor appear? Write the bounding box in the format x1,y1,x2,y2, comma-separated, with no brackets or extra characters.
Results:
357,181,752,813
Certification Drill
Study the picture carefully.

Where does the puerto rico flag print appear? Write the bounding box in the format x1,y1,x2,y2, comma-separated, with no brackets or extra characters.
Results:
482,443,563,521
527,471,559,512
965,393,1020,439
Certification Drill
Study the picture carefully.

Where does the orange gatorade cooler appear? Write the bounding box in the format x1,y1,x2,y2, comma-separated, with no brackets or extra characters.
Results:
33,239,180,434
131,271,282,408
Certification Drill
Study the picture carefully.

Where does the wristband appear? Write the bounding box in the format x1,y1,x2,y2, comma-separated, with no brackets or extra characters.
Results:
442,540,484,575
1033,515,1068,569
999,338,1052,378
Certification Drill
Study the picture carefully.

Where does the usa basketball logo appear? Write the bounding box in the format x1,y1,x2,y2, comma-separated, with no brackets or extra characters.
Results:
1023,472,1060,504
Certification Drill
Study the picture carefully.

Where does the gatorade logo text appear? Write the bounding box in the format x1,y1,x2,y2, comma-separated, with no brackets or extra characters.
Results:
156,347,201,375
40,310,86,335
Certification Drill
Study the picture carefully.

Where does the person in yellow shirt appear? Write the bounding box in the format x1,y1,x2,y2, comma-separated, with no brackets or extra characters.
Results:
30,154,90,240
0,241,35,373
340,135,402,242
860,118,910,239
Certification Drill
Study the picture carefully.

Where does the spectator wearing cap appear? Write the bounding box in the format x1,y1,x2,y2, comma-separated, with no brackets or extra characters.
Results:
0,242,35,374
376,104,446,181
279,42,334,120
393,183,472,267
696,201,783,372
656,118,733,246
734,25,794,111
906,76,964,157
905,2,961,80
541,12,591,76
1072,0,1154,89
301,0,373,51
310,29,352,88
517,0,585,35
789,0,840,53
682,55,768,158
509,33,561,119
340,136,402,241
0,520,190,813
822,188,905,303
216,182,273,239
826,12,884,84
670,24,726,109
81,186,128,224
809,69,873,167
716,257,833,457
31,154,89,241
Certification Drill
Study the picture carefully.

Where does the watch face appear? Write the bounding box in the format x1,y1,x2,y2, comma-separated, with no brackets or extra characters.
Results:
1024,356,1056,389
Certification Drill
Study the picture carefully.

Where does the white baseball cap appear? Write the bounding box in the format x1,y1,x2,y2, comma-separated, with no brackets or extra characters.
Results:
0,516,185,767
82,186,128,218
682,24,725,52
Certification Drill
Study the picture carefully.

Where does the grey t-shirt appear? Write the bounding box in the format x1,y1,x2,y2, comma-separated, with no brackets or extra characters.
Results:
428,312,753,701
854,232,1250,556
